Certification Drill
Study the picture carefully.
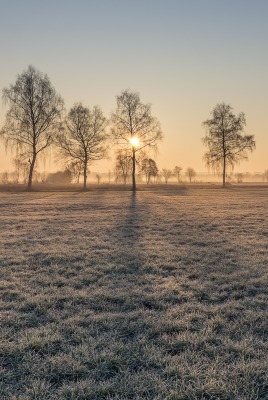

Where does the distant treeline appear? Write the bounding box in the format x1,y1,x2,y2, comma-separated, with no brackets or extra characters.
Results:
1,169,267,185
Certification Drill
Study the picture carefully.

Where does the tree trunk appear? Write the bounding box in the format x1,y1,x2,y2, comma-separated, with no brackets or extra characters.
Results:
83,160,87,191
27,154,36,191
223,155,226,188
132,148,136,191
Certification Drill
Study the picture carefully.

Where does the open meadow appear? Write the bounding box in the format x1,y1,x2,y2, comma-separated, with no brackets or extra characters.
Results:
0,185,268,399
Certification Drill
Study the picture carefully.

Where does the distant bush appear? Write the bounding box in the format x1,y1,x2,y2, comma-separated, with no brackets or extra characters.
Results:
46,170,72,184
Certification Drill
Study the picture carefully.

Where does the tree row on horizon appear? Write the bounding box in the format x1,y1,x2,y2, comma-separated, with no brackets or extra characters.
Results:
0,65,256,191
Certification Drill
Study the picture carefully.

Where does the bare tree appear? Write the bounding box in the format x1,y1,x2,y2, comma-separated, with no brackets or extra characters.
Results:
57,103,107,191
96,173,101,184
21,162,30,183
111,90,162,191
263,169,268,182
140,157,158,184
234,172,244,183
174,165,183,182
66,160,84,184
185,167,196,183
202,103,255,188
13,155,27,183
114,150,132,184
162,168,172,184
1,66,63,190
114,169,119,184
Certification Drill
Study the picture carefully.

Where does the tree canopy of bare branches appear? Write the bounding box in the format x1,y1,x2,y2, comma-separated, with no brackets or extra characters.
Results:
111,90,162,191
202,103,255,187
1,65,64,190
174,166,183,182
141,158,158,184
114,150,132,184
12,155,30,184
162,168,172,184
185,167,196,183
66,160,84,184
57,103,107,191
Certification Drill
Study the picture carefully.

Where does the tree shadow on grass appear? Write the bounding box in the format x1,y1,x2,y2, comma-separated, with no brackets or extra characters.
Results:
113,191,148,273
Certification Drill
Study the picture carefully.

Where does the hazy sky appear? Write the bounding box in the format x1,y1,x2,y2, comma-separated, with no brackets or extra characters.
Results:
0,0,267,174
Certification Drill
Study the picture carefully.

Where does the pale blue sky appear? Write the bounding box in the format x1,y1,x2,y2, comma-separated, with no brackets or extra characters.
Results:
0,0,267,173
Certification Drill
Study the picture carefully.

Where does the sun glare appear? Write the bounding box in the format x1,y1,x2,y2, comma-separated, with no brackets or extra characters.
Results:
130,137,140,147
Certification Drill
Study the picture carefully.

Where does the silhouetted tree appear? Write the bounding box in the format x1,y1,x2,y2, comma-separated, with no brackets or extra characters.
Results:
141,158,158,183
111,90,162,191
162,168,172,184
12,155,28,183
263,169,268,182
114,169,119,184
114,150,132,184
96,173,101,184
203,103,255,187
174,166,183,182
185,167,196,183
57,103,107,191
21,162,30,183
66,160,83,184
1,66,63,190
234,172,244,183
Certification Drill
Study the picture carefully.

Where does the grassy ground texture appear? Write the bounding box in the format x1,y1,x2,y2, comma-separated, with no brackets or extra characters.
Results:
0,186,267,399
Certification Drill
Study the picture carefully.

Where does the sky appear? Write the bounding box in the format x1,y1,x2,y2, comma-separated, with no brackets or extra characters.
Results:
0,0,267,174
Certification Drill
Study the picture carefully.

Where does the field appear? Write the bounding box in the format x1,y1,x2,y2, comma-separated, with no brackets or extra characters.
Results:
0,185,268,399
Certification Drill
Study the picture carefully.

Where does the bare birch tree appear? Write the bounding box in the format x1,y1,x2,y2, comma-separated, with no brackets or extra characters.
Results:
114,150,132,184
66,160,84,184
1,65,63,190
162,168,172,184
57,103,107,191
95,173,101,184
185,167,196,183
111,90,162,191
174,166,183,182
141,158,158,184
202,103,255,187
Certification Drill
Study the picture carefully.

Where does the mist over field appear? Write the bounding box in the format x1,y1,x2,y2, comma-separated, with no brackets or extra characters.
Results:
1,186,267,399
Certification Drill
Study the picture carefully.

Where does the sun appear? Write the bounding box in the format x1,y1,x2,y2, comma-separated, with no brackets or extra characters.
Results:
129,137,140,147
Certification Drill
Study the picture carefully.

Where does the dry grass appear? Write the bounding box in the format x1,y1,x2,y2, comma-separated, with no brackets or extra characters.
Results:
0,186,267,399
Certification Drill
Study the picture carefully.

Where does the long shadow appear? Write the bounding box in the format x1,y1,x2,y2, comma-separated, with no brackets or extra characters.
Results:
114,190,146,273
